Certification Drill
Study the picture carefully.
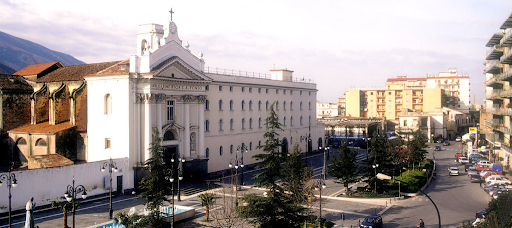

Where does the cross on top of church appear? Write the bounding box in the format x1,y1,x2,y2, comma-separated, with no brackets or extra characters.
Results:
169,9,175,22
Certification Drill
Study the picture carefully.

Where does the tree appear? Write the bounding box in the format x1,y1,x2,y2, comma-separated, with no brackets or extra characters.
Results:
210,176,248,228
51,197,80,228
406,130,428,166
239,102,308,227
281,143,313,204
199,193,215,222
327,144,359,194
122,126,171,228
482,191,512,228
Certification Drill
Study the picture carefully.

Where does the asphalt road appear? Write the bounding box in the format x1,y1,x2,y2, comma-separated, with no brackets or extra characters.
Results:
383,142,492,228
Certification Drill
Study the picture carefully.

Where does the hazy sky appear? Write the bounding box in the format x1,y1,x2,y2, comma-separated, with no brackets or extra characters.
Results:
1,0,511,104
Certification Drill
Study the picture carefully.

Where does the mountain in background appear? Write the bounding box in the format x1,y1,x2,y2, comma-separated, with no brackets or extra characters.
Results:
0,30,85,73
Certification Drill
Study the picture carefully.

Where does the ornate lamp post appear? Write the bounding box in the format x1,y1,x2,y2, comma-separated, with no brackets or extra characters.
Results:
372,164,379,193
300,133,311,164
100,158,118,219
378,173,441,228
229,144,247,206
0,164,17,228
64,177,87,228
177,157,185,201
167,158,176,227
314,179,326,228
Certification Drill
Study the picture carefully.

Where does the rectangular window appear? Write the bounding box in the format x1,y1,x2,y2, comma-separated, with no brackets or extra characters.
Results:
167,100,175,121
230,86,233,92
105,138,111,149
249,87,252,93
242,87,245,92
219,86,223,91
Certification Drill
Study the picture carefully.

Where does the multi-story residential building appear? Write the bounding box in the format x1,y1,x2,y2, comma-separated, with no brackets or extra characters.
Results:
345,88,444,119
338,96,346,116
484,13,512,168
425,69,470,111
316,101,338,118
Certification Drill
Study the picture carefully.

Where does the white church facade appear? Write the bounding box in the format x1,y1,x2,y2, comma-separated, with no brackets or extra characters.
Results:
84,17,323,190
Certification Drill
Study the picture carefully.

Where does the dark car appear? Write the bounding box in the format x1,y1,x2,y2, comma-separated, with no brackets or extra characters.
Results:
360,214,383,228
476,209,487,219
434,146,441,151
443,141,451,146
470,174,482,183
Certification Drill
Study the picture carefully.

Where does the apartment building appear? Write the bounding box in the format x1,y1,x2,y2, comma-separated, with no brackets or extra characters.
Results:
345,88,444,120
316,101,338,118
483,13,512,167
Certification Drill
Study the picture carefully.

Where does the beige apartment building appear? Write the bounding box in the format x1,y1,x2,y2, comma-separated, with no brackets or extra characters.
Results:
345,88,444,119
484,13,512,167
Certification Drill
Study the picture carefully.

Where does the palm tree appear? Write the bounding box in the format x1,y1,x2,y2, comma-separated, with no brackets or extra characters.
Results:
199,193,215,221
51,197,79,228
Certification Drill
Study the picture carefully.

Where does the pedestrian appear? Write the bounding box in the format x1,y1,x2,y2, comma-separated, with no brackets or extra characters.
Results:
417,219,425,228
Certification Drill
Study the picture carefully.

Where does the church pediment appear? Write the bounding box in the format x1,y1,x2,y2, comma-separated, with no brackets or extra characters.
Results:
152,56,211,81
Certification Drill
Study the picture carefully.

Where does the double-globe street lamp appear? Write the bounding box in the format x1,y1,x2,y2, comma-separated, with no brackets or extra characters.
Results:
64,177,87,228
314,179,326,228
229,144,247,206
100,158,118,219
300,133,311,164
166,157,180,227
175,157,185,201
377,173,441,228
0,164,17,228
372,164,379,193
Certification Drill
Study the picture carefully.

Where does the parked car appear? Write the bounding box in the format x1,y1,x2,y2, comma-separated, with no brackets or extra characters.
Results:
478,160,492,166
455,152,462,159
477,164,493,171
467,167,479,176
481,171,498,178
469,174,482,183
443,141,451,146
480,146,488,153
449,167,459,176
476,209,487,219
486,176,511,185
456,136,462,142
459,157,470,164
360,214,383,228
434,146,441,151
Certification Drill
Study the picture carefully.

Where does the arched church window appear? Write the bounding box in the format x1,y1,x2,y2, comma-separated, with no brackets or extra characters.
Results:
35,138,47,146
219,119,223,131
230,119,234,130
219,100,223,110
205,120,210,132
16,138,27,145
249,118,253,129
242,100,245,110
266,101,269,110
249,100,253,110
242,118,246,129
206,148,209,158
230,100,234,111
230,145,233,154
163,130,175,141
220,146,223,156
205,100,210,110
104,94,112,115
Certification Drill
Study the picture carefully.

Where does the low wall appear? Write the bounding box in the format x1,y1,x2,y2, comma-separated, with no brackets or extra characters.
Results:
0,158,131,213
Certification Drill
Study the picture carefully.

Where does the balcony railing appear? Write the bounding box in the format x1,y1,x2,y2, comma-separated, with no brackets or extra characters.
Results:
485,60,502,74
501,29,512,46
500,48,512,64
489,108,512,116
499,126,512,135
497,68,512,82
486,45,504,60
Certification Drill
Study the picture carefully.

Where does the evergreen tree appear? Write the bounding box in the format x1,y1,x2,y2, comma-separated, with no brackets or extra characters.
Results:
281,143,313,204
135,126,171,227
327,144,359,194
407,130,428,165
240,102,308,227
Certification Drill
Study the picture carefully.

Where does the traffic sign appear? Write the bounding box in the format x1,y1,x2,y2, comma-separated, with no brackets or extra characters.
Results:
469,127,477,133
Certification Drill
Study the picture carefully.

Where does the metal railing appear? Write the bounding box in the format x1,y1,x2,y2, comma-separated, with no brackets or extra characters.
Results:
486,45,503,59
204,67,315,84
500,29,512,45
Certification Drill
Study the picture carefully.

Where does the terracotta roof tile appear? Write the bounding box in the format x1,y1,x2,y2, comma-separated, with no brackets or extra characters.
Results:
37,61,120,82
94,59,130,76
9,121,73,134
0,74,33,92
30,154,74,168
14,62,62,76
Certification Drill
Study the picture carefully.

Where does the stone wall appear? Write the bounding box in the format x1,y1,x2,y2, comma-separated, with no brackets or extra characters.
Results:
52,84,70,124
1,93,31,134
75,84,87,132
33,86,49,124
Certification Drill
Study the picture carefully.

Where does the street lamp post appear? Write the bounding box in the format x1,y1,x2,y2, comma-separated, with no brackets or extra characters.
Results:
315,179,327,228
168,158,176,227
64,177,87,228
322,146,330,180
377,173,441,228
0,164,17,228
177,157,185,201
100,158,118,219
229,144,247,206
372,164,379,193
300,133,311,164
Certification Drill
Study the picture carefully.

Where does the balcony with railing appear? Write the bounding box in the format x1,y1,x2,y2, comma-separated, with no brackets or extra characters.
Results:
485,60,502,74
486,75,498,86
499,126,512,135
501,29,512,46
486,45,504,60
488,108,512,116
497,68,512,82
500,48,512,64
377,93,385,98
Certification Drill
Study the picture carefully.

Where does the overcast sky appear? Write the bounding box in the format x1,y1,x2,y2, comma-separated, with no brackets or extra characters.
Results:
1,0,511,104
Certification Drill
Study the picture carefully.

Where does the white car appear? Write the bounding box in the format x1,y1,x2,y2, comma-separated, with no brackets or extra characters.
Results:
486,176,511,185
456,137,462,142
459,157,470,164
478,160,492,166
449,167,459,176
